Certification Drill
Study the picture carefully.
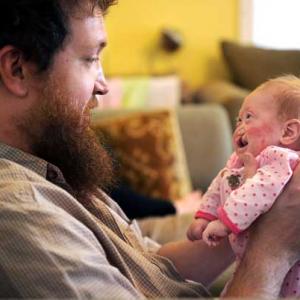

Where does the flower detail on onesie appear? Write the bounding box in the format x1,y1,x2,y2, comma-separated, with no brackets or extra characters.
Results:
226,174,242,190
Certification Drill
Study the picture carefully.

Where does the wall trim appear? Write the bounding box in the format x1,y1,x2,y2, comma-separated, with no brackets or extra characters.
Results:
239,0,253,43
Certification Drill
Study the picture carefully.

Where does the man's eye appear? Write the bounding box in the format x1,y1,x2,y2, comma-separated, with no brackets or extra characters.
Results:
85,56,99,64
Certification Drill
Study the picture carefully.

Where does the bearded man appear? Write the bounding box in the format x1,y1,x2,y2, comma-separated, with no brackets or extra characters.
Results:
0,0,299,298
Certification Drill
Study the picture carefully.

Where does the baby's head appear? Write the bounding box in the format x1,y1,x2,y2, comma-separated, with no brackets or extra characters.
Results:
233,75,300,158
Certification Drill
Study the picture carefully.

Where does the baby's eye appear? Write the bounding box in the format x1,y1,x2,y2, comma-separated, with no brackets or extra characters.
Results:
245,112,253,120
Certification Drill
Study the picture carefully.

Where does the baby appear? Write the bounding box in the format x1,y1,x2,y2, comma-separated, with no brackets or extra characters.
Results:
187,75,300,297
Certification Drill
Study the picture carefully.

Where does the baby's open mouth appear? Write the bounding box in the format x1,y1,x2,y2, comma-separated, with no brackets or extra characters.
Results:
237,136,248,148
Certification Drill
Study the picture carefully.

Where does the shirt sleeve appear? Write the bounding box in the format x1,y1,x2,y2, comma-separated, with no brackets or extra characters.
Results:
218,146,299,234
195,170,223,221
0,200,145,299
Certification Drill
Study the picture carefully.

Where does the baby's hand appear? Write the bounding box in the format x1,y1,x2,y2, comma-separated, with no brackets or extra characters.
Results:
202,220,230,247
186,218,209,241
240,152,258,179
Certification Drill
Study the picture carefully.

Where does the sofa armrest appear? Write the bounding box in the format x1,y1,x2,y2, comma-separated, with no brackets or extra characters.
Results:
199,80,249,104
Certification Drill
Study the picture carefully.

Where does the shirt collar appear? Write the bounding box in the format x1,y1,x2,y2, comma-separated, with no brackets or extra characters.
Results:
0,142,76,195
0,141,50,179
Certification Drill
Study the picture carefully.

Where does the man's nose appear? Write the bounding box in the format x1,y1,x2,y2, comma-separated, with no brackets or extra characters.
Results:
89,68,109,110
94,67,109,96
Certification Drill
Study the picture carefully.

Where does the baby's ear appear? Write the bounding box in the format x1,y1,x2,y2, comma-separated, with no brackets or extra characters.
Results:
280,119,300,146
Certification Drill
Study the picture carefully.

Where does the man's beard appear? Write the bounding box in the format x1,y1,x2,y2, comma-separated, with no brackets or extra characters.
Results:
20,76,113,203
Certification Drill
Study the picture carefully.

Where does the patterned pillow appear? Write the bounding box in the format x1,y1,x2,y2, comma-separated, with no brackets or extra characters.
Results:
92,109,191,200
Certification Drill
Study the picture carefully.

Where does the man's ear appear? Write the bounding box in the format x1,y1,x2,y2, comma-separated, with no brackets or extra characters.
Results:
0,45,28,97
280,119,300,146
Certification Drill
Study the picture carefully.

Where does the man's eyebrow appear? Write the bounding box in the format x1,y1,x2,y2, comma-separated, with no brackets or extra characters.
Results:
82,40,107,53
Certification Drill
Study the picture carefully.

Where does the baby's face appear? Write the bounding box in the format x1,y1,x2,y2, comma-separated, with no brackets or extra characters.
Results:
233,84,284,158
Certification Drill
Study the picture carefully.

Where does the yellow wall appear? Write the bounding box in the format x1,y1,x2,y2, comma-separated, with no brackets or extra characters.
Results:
103,0,239,88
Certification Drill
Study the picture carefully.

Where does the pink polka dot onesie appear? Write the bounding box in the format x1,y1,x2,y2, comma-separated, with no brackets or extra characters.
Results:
195,145,300,297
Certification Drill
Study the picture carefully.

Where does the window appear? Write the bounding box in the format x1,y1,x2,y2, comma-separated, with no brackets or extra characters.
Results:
240,0,300,49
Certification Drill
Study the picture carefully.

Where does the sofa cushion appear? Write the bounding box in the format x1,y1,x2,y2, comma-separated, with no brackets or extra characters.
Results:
222,40,300,90
92,109,191,200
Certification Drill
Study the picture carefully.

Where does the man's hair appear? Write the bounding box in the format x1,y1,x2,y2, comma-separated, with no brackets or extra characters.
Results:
0,0,116,73
259,75,300,121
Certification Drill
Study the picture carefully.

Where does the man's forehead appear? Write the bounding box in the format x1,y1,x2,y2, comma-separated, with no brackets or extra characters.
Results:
62,0,103,18
68,13,107,47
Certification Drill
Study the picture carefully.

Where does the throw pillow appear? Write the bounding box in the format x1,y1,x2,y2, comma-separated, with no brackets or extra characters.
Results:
221,40,300,90
92,109,192,201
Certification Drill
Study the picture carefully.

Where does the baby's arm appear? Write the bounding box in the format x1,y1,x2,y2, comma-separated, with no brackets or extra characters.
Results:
186,218,209,241
187,171,224,241
200,153,259,246
194,177,221,221
219,146,299,234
